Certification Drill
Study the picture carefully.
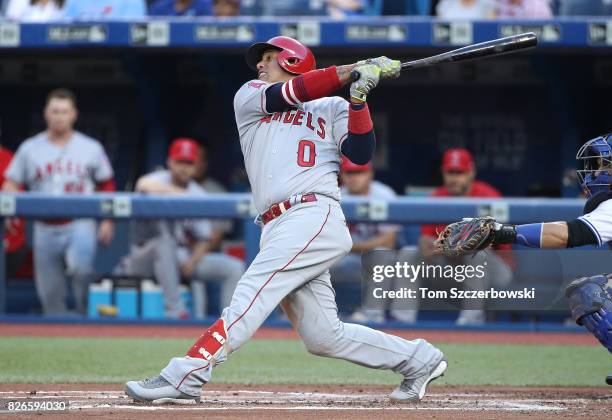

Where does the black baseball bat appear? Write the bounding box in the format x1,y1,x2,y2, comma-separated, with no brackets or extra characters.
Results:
350,32,538,82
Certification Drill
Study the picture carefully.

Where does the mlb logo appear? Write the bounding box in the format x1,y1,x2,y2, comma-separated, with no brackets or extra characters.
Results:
449,151,462,166
181,142,193,155
169,138,199,162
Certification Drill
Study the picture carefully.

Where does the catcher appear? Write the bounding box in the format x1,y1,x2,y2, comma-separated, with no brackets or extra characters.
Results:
434,133,612,386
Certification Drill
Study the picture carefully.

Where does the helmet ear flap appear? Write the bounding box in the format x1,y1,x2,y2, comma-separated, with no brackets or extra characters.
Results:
277,49,301,74
276,49,290,72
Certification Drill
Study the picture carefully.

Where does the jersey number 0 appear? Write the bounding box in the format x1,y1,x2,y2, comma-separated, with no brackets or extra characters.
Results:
297,140,316,167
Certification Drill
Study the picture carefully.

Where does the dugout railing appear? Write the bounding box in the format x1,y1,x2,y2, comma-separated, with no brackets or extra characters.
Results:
0,193,587,314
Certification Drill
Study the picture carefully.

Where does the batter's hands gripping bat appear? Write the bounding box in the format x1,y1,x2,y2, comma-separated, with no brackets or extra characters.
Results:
350,32,538,82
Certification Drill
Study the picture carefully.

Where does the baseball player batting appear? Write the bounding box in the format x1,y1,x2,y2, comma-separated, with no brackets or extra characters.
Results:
125,36,447,403
434,132,612,386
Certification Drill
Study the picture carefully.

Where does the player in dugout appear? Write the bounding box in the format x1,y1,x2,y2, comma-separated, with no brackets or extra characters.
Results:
417,148,513,326
3,88,115,316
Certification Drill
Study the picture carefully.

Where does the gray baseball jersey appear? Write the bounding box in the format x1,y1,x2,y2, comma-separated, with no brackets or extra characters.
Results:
6,131,113,194
158,79,443,397
6,130,113,315
234,80,347,213
131,170,211,246
341,180,401,243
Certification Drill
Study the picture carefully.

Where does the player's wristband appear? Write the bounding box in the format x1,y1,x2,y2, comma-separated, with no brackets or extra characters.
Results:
492,223,517,245
348,102,373,134
514,223,544,248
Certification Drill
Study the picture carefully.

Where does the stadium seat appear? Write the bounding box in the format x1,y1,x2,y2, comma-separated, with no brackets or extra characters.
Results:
558,0,612,15
240,0,326,16
382,0,431,15
240,0,382,16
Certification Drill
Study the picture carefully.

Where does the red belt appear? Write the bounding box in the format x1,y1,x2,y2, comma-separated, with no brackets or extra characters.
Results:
261,193,317,225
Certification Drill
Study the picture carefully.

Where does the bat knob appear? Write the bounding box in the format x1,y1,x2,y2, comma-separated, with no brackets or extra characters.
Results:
350,70,360,82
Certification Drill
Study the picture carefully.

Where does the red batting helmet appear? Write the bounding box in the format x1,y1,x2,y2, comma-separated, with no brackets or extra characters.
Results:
246,36,316,75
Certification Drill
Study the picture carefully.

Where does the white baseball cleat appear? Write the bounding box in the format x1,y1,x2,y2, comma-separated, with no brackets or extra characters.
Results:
124,375,200,403
389,356,447,402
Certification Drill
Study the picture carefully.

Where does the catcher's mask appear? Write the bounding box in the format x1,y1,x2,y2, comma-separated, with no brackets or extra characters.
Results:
576,133,612,197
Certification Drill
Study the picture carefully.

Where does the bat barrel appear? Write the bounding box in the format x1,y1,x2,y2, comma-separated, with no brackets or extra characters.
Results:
401,32,538,69
450,32,538,61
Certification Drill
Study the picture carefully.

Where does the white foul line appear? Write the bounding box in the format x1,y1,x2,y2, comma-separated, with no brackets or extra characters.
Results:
0,389,575,412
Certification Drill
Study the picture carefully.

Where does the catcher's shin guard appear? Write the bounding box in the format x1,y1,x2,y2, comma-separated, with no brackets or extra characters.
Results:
186,319,228,365
566,274,612,353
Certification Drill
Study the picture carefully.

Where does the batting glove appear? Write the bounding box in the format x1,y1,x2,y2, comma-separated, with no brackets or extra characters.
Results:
358,56,401,79
350,63,381,103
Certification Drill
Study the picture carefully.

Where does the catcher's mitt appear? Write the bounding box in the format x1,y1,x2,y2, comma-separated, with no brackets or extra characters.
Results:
433,216,498,257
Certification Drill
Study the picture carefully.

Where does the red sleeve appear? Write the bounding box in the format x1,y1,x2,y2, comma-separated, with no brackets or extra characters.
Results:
341,102,376,164
0,148,14,186
348,102,373,134
281,67,342,106
96,178,116,192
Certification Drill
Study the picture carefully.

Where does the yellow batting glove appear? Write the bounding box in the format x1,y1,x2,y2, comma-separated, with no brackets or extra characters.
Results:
357,56,401,79
350,64,381,103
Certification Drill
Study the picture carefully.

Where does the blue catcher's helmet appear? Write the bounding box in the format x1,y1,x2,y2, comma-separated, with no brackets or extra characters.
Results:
576,133,612,197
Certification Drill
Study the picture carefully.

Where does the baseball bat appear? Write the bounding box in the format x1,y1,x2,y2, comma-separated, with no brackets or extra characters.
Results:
350,32,538,82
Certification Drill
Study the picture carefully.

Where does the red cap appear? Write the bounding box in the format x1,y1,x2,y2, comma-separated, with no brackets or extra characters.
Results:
341,158,372,173
441,148,474,172
168,138,199,162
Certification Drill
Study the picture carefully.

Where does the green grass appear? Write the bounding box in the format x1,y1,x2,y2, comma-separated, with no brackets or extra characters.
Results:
0,337,608,387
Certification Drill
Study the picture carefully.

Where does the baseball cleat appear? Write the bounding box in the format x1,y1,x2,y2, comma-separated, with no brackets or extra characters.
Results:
606,375,612,386
389,356,447,402
124,375,200,403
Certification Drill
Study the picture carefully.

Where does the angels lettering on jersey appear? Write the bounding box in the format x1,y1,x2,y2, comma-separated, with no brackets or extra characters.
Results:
234,80,349,213
5,131,113,195
259,109,326,141
34,158,89,193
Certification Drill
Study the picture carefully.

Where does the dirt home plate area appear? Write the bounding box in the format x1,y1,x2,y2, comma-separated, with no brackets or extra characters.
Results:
0,384,611,419
1,324,610,419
